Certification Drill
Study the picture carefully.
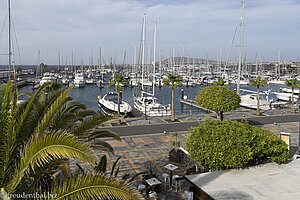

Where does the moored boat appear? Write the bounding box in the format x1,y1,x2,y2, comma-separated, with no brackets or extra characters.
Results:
98,92,132,114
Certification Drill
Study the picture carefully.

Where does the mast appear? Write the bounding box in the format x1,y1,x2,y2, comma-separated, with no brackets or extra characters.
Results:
152,21,157,97
99,47,102,70
172,46,175,73
58,52,60,72
8,0,12,81
237,1,244,95
141,13,146,98
36,50,40,80
159,49,162,75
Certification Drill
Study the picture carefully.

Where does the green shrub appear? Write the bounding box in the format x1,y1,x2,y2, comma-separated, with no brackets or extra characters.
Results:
186,119,289,171
194,86,241,121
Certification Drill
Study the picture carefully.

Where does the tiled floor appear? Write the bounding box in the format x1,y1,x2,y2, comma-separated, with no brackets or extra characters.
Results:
69,121,299,199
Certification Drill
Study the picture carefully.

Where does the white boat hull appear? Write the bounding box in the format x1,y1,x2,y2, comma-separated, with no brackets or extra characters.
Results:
98,93,132,114
274,92,298,102
240,94,272,110
134,96,171,117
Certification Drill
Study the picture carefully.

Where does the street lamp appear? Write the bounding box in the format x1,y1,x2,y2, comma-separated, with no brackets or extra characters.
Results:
144,101,147,120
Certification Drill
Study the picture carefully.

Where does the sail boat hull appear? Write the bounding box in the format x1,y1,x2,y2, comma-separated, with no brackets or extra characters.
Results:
134,96,171,117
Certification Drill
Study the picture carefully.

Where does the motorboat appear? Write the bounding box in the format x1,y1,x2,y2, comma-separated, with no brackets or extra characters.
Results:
240,94,272,110
98,92,132,114
73,73,85,88
274,92,298,102
268,79,285,84
39,72,55,86
280,87,300,95
85,78,95,84
61,76,69,85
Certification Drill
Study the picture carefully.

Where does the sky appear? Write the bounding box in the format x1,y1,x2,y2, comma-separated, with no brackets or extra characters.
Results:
0,0,299,65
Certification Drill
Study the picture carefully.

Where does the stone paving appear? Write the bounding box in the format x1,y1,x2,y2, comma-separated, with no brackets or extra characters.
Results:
69,116,299,199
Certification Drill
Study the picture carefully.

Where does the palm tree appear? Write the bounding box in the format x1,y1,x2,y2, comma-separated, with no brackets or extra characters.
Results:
212,77,226,86
0,82,141,200
285,78,300,113
249,76,268,116
108,73,127,117
163,74,182,121
15,67,22,80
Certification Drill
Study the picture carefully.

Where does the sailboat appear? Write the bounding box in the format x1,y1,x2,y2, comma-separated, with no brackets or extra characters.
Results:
133,14,171,117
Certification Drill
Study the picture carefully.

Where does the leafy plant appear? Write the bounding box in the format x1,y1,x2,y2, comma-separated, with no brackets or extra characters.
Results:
194,86,241,121
172,132,181,149
163,74,182,121
108,73,128,117
212,78,226,86
0,81,141,200
285,78,300,113
186,119,289,171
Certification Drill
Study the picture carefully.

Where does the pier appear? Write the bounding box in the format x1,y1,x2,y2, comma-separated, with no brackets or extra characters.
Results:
179,89,211,112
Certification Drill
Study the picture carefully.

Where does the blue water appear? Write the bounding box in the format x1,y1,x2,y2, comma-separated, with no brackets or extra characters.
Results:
18,83,286,115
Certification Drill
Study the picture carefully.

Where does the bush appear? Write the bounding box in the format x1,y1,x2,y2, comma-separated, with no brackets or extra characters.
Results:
194,86,241,121
185,119,289,171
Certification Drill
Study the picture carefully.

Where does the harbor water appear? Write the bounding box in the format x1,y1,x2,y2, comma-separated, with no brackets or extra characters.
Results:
18,83,287,116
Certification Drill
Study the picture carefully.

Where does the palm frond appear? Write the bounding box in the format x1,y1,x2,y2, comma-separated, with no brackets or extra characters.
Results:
84,130,121,141
51,174,142,200
15,83,48,136
90,141,114,153
34,87,72,136
70,114,114,137
7,133,96,192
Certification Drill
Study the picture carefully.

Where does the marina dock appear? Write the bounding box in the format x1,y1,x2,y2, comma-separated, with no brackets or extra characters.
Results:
180,98,211,112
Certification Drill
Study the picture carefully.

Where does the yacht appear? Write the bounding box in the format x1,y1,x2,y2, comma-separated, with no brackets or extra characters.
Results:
280,87,300,94
134,95,171,116
98,92,132,114
61,76,69,85
39,72,55,86
274,92,298,102
268,79,285,84
133,14,171,117
73,73,85,88
240,94,272,110
85,78,95,84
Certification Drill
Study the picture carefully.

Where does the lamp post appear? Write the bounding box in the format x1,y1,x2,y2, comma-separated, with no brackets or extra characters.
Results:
144,101,147,120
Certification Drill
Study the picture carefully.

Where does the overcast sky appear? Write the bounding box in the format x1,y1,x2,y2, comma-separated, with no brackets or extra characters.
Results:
0,0,299,65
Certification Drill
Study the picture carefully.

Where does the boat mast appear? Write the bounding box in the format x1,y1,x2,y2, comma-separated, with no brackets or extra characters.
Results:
36,49,40,80
152,21,157,97
8,0,12,81
141,13,146,98
237,1,244,95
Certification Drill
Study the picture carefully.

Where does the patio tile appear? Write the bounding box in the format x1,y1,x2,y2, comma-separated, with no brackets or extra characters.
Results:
110,152,126,160
262,126,283,132
280,124,299,131
132,137,154,145
106,140,128,147
127,151,146,158
146,148,165,156
132,158,150,168
157,135,175,143
117,160,132,169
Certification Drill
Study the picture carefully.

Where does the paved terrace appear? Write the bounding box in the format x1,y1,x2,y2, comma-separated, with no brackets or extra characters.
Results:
69,109,299,199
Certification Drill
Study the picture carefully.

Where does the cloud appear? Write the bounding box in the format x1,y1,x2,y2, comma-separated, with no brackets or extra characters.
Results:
0,0,299,64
